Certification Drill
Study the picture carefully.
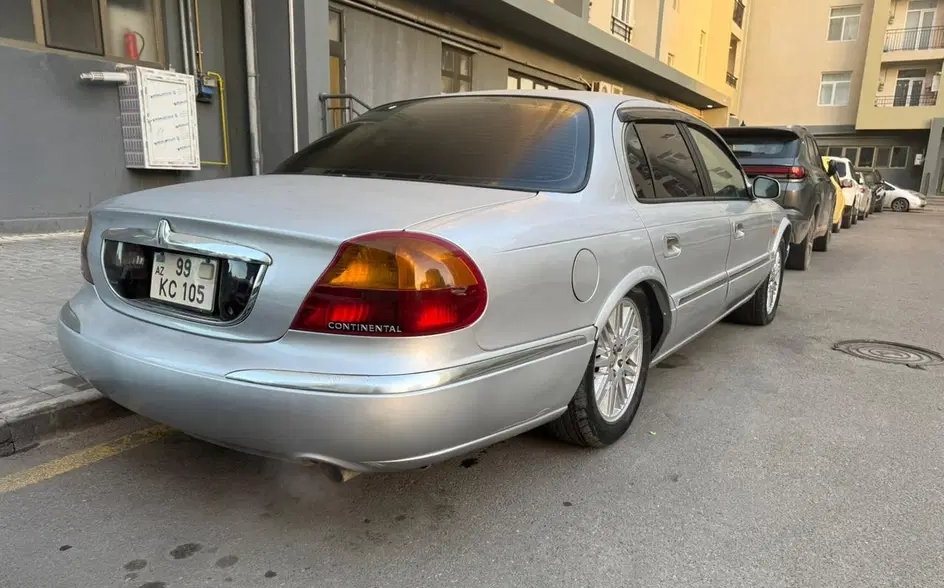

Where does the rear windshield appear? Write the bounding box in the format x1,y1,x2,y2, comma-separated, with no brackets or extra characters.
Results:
717,133,800,159
274,96,593,193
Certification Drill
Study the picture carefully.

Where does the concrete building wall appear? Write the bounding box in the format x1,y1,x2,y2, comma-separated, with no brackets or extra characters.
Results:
0,0,243,233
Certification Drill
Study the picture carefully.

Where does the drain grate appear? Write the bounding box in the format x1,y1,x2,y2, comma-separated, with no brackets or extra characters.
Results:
832,339,944,370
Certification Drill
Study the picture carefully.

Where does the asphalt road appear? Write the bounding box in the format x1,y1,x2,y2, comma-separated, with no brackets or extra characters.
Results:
2,207,943,588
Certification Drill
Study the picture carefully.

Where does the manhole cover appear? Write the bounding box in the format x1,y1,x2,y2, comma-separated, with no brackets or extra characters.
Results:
832,339,944,370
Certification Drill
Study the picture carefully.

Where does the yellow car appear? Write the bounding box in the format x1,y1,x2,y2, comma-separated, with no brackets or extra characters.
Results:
822,156,844,234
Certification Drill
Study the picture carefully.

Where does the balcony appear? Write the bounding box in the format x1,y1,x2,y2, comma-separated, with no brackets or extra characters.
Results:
884,26,944,52
610,16,632,43
732,0,745,28
726,72,738,88
874,93,938,107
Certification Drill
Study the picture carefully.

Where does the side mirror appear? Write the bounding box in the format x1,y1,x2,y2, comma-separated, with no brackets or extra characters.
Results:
826,162,837,176
752,175,781,199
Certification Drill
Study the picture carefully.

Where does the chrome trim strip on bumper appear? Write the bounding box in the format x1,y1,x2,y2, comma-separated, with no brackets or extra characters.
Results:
224,334,590,395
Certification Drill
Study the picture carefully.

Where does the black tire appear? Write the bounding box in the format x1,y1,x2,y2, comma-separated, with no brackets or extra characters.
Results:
813,222,830,252
857,208,865,220
841,207,854,229
832,221,841,234
547,289,652,448
785,231,812,271
851,209,858,224
891,197,910,212
729,238,787,326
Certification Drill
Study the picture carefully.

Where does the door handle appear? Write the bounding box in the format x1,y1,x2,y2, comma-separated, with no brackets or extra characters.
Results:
734,222,746,240
663,233,681,259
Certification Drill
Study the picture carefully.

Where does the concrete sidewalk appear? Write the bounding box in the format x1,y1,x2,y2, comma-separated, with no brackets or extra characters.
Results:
0,232,126,456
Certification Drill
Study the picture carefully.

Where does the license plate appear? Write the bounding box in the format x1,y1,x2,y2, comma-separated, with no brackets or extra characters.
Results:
149,251,219,312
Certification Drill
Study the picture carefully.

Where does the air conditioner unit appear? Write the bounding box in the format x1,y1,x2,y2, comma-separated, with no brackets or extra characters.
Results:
591,81,613,93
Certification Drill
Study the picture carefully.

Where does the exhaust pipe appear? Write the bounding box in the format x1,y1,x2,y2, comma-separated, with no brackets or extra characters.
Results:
319,462,362,483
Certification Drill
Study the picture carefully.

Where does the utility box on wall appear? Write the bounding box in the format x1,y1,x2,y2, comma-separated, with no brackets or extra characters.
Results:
118,66,201,171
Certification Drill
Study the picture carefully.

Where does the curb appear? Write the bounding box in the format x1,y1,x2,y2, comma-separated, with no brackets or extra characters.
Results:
0,389,130,457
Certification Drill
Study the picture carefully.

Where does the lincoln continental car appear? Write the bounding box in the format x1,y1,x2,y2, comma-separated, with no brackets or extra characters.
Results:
59,91,789,480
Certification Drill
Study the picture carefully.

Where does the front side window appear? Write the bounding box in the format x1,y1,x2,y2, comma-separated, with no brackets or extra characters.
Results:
828,5,862,41
633,122,704,199
274,96,592,193
819,72,853,106
687,125,748,199
441,45,473,94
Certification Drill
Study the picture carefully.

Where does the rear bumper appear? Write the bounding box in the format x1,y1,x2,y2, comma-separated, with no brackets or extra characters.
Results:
58,287,594,472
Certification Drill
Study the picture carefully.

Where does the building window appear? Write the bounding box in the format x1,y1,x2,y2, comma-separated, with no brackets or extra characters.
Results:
441,45,472,94
875,147,892,167
667,53,675,66
890,146,909,168
858,146,875,167
0,0,165,63
697,31,707,75
827,5,861,42
612,0,632,21
507,71,559,90
818,72,853,105
827,146,844,157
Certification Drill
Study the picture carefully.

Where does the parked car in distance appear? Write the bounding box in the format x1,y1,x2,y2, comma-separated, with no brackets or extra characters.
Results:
716,125,835,270
824,156,869,227
58,91,791,481
861,169,886,213
821,155,845,233
882,181,927,212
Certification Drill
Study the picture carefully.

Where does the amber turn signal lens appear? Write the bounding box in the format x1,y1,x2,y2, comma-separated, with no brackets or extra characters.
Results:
290,231,487,337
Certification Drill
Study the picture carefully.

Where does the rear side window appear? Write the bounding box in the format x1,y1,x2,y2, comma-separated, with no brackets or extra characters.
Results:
623,125,657,200
273,96,592,193
633,122,704,199
833,160,849,177
720,133,801,159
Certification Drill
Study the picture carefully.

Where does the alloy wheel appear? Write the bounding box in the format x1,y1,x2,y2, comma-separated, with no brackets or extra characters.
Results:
593,299,645,424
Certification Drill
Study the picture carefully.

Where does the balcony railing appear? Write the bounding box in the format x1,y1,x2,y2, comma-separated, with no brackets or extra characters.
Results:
874,93,938,107
726,72,738,88
611,16,632,43
732,0,746,27
883,26,944,52
319,93,371,134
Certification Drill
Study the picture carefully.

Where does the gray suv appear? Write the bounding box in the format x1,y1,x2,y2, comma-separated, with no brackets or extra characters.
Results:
715,126,835,271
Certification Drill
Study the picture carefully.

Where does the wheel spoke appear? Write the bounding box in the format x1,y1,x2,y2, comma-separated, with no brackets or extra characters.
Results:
620,304,637,336
594,352,611,370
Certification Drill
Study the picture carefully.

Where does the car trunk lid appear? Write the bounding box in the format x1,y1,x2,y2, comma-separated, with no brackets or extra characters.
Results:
90,175,535,342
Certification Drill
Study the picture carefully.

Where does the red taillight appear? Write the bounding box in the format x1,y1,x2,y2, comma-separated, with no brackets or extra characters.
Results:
290,231,487,337
742,165,807,180
80,213,93,284
840,178,854,188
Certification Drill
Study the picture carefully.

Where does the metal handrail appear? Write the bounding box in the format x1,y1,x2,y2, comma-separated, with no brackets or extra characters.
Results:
883,26,944,51
733,0,746,27
318,93,372,135
874,93,938,107
610,16,632,43
726,72,738,88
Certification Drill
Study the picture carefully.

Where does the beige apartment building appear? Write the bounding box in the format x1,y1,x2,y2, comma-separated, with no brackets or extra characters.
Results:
579,0,752,125
739,0,944,192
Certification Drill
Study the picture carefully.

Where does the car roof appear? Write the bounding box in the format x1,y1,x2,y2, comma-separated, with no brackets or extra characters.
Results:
394,89,694,117
824,155,852,164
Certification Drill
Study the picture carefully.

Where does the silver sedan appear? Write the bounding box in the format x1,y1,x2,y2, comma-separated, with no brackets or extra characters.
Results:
59,91,789,480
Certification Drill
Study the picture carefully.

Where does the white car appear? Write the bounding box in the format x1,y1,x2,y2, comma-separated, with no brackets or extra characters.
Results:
881,181,927,212
825,156,870,227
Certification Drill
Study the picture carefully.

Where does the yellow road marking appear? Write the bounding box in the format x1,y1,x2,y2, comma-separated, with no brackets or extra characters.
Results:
0,425,173,494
